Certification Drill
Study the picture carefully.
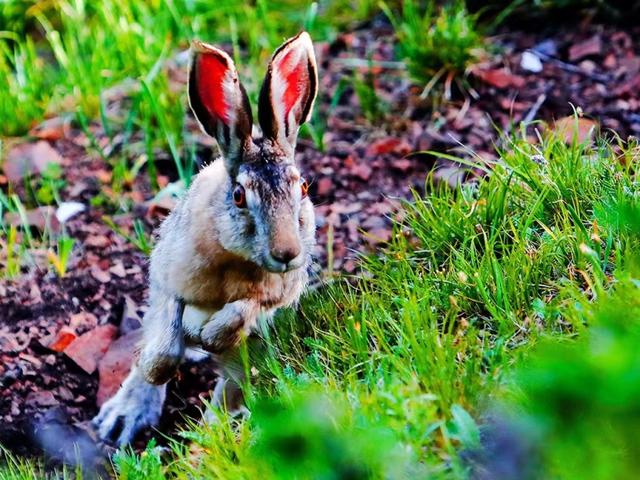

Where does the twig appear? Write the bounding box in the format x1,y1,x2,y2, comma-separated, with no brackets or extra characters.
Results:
532,49,610,83
332,58,406,70
522,92,547,124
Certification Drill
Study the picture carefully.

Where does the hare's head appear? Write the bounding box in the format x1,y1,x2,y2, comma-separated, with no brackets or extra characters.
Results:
188,32,318,273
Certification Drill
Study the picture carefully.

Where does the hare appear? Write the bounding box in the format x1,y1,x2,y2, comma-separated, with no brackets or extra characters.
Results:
92,32,318,446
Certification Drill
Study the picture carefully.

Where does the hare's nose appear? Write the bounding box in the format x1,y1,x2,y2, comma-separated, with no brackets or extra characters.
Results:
270,245,301,264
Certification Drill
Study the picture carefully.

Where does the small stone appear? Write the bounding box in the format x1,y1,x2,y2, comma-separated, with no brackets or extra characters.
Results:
69,311,98,331
568,36,602,62
90,266,111,284
520,51,543,73
579,60,597,75
109,261,127,278
26,390,58,407
120,296,142,335
56,202,85,223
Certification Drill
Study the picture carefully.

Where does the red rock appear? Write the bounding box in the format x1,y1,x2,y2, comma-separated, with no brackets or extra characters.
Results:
40,326,77,353
553,117,598,145
4,206,61,233
568,36,602,62
64,324,118,374
391,158,413,173
474,68,525,89
316,177,333,197
366,137,412,157
96,329,142,406
351,164,372,181
29,117,70,141
3,141,64,182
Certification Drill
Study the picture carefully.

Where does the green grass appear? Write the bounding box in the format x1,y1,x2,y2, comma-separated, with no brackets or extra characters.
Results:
382,0,484,96
82,132,638,479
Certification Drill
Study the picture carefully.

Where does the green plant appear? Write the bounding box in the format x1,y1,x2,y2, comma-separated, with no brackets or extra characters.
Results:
113,439,164,480
382,0,483,97
103,216,152,255
353,64,385,124
0,35,54,136
47,235,75,277
491,259,640,479
35,163,65,205
0,446,80,480
1,225,21,278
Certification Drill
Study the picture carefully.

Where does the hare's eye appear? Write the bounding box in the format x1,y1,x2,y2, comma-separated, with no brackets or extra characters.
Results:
233,185,247,208
300,178,309,198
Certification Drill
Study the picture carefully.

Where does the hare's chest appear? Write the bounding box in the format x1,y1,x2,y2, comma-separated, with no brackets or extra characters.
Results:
180,266,306,341
181,259,304,310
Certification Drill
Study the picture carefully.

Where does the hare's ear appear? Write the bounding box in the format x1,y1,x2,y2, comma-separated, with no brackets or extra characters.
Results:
258,32,318,153
189,41,253,172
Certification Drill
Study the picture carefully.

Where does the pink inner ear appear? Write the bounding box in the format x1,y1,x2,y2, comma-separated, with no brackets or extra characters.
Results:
197,53,231,124
276,49,307,119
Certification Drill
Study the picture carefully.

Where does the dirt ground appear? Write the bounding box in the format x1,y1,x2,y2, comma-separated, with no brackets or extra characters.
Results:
1,16,639,465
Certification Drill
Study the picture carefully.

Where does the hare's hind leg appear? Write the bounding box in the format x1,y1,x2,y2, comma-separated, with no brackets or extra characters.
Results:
203,331,268,424
92,366,166,446
203,353,248,424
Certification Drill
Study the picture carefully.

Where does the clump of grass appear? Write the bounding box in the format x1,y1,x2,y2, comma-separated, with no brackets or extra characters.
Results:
0,35,55,136
113,439,165,480
47,235,75,277
103,216,153,255
486,257,640,479
382,0,483,96
102,132,640,479
353,65,385,124
0,447,79,479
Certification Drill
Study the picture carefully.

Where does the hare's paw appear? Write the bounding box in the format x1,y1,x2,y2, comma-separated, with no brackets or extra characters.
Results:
92,369,166,446
200,309,245,353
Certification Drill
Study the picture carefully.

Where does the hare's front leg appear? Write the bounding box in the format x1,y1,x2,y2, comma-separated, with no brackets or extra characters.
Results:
93,292,184,445
138,293,186,385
